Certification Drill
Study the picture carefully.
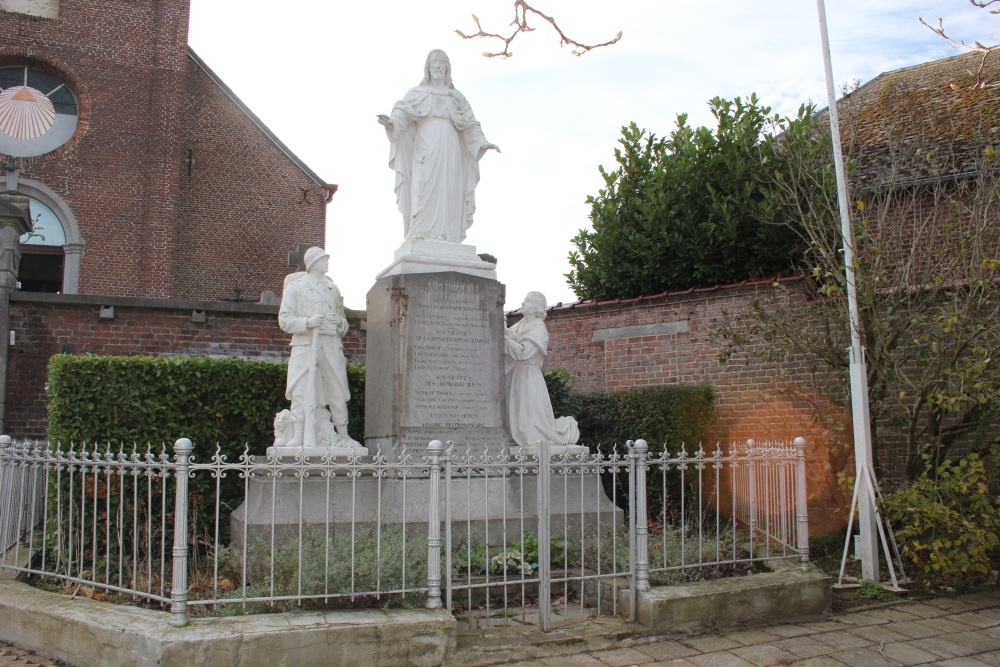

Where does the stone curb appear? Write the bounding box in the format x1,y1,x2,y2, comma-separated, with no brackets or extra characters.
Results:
0,579,454,667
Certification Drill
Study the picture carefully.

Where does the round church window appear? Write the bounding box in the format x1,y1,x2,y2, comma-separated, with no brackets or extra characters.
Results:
0,66,79,158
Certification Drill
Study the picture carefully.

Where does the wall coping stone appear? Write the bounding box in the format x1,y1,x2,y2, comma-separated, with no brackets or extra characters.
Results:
12,292,366,321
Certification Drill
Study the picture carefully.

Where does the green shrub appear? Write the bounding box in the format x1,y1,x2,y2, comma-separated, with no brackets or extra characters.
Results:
542,367,575,418
47,354,365,452
573,385,715,455
882,446,1000,592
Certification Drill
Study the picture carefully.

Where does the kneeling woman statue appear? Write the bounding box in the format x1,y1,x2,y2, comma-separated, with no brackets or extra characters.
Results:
504,292,583,452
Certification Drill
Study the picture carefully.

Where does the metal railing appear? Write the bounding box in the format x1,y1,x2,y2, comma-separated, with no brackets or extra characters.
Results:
0,435,810,630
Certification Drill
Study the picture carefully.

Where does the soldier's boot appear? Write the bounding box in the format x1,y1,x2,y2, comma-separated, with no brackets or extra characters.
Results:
290,421,305,447
335,424,358,446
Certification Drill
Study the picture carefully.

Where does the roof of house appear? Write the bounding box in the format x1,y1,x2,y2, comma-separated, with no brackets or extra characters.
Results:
187,48,325,187
830,48,999,186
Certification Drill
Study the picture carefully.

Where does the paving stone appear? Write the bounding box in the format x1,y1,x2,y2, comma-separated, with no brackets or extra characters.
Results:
634,641,699,661
972,650,1000,666
907,637,979,659
682,636,742,653
591,647,657,666
926,598,984,614
838,613,892,628
931,659,993,667
894,603,949,619
865,609,922,623
812,631,876,650
947,631,1000,653
541,654,608,667
829,647,903,666
686,652,756,667
789,658,852,667
913,617,978,634
846,625,916,644
955,592,1000,607
800,621,854,632
884,621,942,640
770,636,836,659
724,630,781,646
644,660,699,667
878,641,942,665
729,643,794,666
951,611,1000,629
762,624,815,638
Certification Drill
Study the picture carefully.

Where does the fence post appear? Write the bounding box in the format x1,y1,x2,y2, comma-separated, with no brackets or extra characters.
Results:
634,439,650,593
0,436,9,550
537,440,551,632
170,438,192,627
425,440,444,610
794,437,810,570
746,439,757,548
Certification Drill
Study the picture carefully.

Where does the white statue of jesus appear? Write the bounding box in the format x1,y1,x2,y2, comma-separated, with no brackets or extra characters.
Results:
378,49,500,243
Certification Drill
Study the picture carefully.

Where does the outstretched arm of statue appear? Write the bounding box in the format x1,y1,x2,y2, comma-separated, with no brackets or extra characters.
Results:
483,142,501,153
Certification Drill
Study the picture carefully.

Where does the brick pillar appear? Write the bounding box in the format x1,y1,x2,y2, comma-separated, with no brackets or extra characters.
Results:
0,193,31,434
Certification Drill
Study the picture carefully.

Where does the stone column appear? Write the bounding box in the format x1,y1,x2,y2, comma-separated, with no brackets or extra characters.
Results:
0,194,32,434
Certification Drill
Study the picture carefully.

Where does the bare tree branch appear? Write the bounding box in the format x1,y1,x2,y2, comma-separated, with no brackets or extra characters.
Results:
456,1,621,58
919,0,999,88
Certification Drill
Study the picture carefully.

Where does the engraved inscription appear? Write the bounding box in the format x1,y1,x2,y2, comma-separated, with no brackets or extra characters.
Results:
405,277,502,429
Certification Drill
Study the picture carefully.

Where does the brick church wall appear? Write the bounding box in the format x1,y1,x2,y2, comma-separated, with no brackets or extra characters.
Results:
174,56,327,301
1,0,191,298
0,1,325,301
6,293,366,439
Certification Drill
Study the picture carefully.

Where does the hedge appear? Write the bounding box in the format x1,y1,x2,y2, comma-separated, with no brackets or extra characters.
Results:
48,356,711,461
572,385,715,455
46,354,366,457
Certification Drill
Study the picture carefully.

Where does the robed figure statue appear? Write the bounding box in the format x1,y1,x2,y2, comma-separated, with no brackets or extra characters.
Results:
378,49,500,243
504,292,582,451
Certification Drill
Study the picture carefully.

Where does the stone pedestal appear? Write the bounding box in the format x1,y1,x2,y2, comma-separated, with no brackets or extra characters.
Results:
377,239,497,281
230,468,622,549
365,271,510,459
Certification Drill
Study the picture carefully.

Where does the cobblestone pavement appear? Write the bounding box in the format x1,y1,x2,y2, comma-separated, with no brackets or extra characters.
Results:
1,589,998,666
496,588,1000,666
0,644,64,666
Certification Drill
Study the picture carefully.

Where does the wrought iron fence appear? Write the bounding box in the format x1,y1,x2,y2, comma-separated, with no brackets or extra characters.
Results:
0,435,809,630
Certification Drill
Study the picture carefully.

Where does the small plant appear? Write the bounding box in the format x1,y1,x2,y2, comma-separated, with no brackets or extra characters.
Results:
857,578,889,600
490,550,533,576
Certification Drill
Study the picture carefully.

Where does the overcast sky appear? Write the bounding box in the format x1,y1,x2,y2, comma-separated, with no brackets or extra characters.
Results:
187,1,998,311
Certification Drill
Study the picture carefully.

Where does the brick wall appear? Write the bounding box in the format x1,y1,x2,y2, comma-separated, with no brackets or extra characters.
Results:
524,279,855,531
6,293,366,438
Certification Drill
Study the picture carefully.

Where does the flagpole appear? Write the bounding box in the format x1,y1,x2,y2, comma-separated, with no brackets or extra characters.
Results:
815,0,879,582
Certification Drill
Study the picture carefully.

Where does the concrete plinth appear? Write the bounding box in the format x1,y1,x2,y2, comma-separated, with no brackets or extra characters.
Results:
635,561,832,634
229,471,624,549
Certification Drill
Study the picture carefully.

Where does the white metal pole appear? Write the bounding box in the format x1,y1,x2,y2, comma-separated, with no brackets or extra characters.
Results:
815,0,879,582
